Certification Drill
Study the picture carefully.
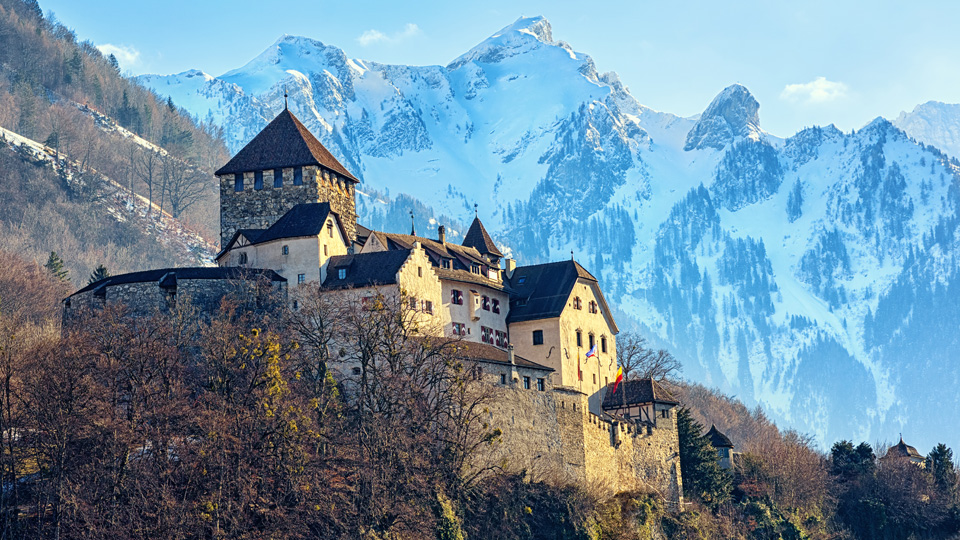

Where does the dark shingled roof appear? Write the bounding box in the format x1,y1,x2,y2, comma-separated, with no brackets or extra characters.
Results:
706,425,734,448
505,260,598,323
254,203,346,244
462,217,503,258
70,267,286,297
885,438,923,459
452,341,552,371
321,250,411,290
215,108,358,182
601,378,679,409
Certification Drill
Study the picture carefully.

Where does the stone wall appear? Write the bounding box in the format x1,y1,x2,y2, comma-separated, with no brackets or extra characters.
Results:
219,165,357,247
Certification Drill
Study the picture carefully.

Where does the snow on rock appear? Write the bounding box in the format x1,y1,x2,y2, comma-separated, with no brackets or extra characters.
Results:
684,84,763,151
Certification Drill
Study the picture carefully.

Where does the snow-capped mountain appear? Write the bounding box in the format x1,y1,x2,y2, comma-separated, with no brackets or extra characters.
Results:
139,17,960,450
894,101,960,160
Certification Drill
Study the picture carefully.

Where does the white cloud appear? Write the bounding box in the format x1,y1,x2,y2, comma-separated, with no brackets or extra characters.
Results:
357,23,421,47
96,43,140,69
780,77,848,104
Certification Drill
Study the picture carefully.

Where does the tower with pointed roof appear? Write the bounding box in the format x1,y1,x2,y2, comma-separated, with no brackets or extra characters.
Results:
215,108,359,246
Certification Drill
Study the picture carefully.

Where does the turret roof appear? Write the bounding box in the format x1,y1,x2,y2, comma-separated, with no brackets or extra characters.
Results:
462,217,503,258
601,378,679,409
706,425,734,448
215,108,358,181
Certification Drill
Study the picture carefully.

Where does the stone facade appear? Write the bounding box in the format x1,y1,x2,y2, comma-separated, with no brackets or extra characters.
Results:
219,165,358,246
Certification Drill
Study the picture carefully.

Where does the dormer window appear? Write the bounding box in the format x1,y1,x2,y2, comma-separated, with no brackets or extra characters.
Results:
254,170,263,190
472,264,480,274
293,166,303,186
274,168,283,187
234,173,243,192
338,268,346,279
517,276,526,284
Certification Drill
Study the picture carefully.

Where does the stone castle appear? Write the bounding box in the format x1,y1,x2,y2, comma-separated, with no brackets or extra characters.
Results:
65,108,684,505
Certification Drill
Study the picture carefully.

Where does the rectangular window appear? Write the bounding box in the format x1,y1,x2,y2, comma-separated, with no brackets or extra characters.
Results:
576,331,582,348
533,330,543,345
282,245,289,255
589,301,598,314
523,376,531,390
324,245,328,256
451,289,463,305
274,168,283,187
238,252,248,265
482,296,490,311
601,336,607,353
297,273,305,284
409,297,418,310
234,173,243,192
328,221,334,238
452,322,466,336
254,170,263,190
338,268,346,279
495,330,507,347
423,300,433,314
293,166,303,185
418,267,423,277
537,378,545,391
593,373,596,384
492,299,500,314
471,264,480,274
500,373,507,385
589,334,595,350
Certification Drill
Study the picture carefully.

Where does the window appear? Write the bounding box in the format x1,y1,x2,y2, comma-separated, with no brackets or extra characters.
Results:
323,245,328,256
292,300,299,310
282,245,289,255
576,330,582,348
517,276,526,284
409,297,418,310
442,259,451,269
523,376,531,390
573,296,582,310
423,300,433,314
418,266,423,278
472,366,483,380
293,166,303,185
234,173,243,191
532,330,543,345
274,168,283,187
471,264,480,274
495,330,507,347
482,296,490,311
254,170,263,190
338,268,346,279
481,326,493,344
589,334,595,350
601,336,607,353
589,300,598,314
592,373,596,384
327,221,334,238
452,322,466,336
352,367,361,375
537,378,545,391
500,373,507,385
451,289,463,305
660,409,670,419
238,252,248,265
297,273,306,284
492,299,500,314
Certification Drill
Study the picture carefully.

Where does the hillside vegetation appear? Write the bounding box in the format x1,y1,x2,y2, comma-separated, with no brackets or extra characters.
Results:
0,0,227,282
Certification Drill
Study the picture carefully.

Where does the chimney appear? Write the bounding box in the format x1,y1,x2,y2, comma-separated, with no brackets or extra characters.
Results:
504,258,516,279
438,225,446,244
508,343,516,365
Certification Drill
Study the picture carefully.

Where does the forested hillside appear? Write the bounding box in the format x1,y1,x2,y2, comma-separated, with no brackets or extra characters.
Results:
0,0,227,282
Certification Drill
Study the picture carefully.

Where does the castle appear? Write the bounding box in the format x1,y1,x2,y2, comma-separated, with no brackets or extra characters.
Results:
64,108,684,505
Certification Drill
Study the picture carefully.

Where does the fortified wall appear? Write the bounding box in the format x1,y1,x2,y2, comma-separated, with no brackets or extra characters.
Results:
480,373,683,507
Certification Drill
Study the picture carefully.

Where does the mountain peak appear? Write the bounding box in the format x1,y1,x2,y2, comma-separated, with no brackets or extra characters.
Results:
447,15,555,70
684,84,761,151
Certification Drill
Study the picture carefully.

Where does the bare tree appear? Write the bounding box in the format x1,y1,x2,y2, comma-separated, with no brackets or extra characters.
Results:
616,332,681,382
160,153,205,218
133,149,159,214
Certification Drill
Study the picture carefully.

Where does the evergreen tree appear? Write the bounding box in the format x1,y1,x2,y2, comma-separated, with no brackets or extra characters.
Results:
87,264,110,285
108,53,120,73
44,251,69,282
830,440,875,480
926,443,957,494
676,407,731,508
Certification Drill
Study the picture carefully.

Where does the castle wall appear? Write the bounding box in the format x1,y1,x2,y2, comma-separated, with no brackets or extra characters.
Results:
219,166,357,247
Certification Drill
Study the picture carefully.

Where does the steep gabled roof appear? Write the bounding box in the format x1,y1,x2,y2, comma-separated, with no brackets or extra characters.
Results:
462,217,503,258
215,108,358,182
706,425,734,448
505,260,597,323
216,228,266,261
255,202,347,244
601,378,679,409
70,267,286,297
321,250,411,290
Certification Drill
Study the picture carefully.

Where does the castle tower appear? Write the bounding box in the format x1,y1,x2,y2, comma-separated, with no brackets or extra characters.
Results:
214,109,359,246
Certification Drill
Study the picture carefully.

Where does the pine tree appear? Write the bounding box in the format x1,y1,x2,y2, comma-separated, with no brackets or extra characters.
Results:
44,251,70,282
926,443,957,494
676,407,731,508
88,264,110,285
108,53,120,73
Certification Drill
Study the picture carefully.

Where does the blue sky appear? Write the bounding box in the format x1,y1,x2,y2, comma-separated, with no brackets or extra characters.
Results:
40,0,960,137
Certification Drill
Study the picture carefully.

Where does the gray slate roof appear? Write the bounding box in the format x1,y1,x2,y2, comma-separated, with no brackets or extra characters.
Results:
321,250,411,290
70,267,286,297
601,378,679,409
215,109,358,182
255,203,345,244
505,260,598,323
452,341,553,372
706,425,734,448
